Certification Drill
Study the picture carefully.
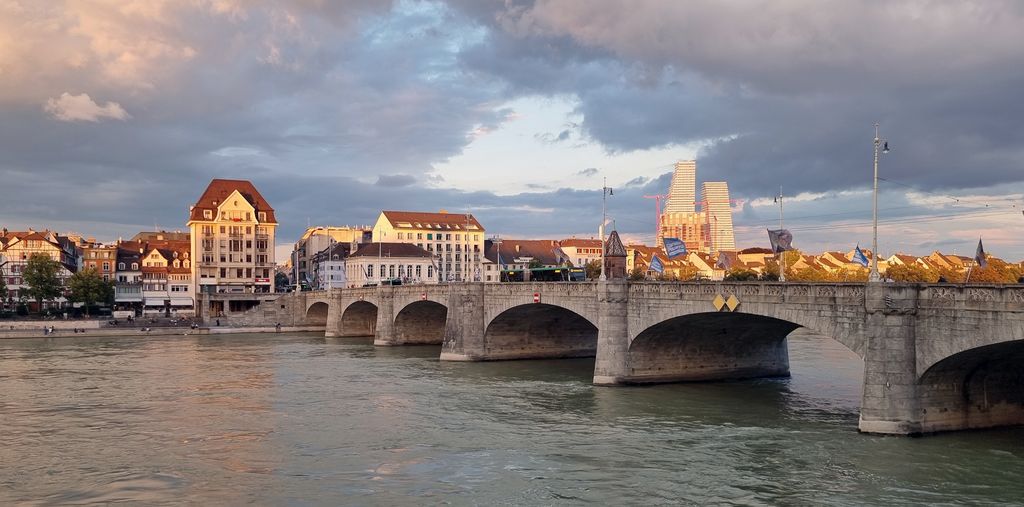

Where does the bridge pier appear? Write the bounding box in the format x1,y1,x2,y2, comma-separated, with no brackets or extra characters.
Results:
372,287,397,346
324,294,342,337
440,284,485,361
857,290,923,434
593,281,630,385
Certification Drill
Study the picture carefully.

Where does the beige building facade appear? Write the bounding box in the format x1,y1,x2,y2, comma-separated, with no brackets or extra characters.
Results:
372,211,484,282
187,179,278,295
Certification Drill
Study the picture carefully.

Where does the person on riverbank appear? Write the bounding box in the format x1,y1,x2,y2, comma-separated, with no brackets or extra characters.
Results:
275,322,281,332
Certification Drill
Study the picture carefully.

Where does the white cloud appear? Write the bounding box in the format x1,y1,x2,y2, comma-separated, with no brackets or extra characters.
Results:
43,92,130,122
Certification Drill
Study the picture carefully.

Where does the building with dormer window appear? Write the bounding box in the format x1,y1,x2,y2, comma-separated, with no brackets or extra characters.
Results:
187,179,278,296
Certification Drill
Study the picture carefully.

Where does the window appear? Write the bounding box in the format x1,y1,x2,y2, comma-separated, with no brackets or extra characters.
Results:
220,226,226,233
380,265,386,277
427,233,432,240
367,264,373,278
445,234,451,241
417,233,422,240
398,265,404,277
407,265,412,277
389,265,395,278
236,268,243,278
131,263,138,270
428,265,433,278
245,212,251,221
258,212,267,222
203,209,213,219
118,262,125,270
456,234,460,241
397,232,403,240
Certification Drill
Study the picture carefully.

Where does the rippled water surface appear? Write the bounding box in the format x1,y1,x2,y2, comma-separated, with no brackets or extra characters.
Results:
2,331,1023,505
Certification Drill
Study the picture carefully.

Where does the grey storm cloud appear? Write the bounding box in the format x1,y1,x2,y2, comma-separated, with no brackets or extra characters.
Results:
3,0,1024,259
455,0,1024,199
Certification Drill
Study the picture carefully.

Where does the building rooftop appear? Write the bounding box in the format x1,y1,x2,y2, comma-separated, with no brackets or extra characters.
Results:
350,242,434,258
381,210,484,231
189,178,277,223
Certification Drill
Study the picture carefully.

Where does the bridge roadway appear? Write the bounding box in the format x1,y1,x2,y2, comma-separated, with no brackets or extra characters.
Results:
234,281,1024,436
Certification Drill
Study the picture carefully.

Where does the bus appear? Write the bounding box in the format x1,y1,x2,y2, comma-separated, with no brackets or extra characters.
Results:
500,267,586,282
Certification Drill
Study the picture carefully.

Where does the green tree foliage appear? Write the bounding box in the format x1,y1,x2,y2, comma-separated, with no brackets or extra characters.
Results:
275,272,290,291
528,258,544,269
966,257,1023,284
0,273,7,302
884,263,936,283
674,264,700,281
67,268,114,316
628,267,646,281
584,260,602,280
723,268,759,281
23,253,62,311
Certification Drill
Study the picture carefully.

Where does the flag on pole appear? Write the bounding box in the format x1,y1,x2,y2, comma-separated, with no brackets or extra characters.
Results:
715,252,733,270
767,229,795,254
663,237,688,259
852,245,869,267
974,238,988,268
649,255,665,273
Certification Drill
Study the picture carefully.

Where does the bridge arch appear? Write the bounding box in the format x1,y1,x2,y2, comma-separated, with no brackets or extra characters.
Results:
341,300,378,336
305,301,329,326
393,300,448,344
627,312,799,383
917,340,1024,433
483,303,598,360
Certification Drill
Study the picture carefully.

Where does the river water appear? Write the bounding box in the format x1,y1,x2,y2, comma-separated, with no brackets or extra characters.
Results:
1,331,1022,506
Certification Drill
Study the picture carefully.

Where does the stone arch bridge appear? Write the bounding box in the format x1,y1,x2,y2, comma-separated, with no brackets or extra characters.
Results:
240,281,1024,436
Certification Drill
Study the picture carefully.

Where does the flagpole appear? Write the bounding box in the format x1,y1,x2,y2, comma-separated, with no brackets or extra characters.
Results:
778,187,786,282
599,177,607,281
869,123,884,282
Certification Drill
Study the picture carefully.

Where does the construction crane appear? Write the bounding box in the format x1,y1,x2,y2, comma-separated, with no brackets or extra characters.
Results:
642,194,668,241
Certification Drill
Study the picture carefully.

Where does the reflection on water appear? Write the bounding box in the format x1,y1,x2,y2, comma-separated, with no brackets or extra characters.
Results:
1,331,1022,505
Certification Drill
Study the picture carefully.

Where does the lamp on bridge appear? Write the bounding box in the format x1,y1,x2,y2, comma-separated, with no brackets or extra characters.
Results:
869,123,890,282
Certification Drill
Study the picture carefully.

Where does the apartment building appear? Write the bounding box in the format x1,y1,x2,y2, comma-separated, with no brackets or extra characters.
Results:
0,228,79,309
344,243,437,287
81,243,117,282
140,240,193,313
293,225,371,287
187,179,277,295
372,211,484,282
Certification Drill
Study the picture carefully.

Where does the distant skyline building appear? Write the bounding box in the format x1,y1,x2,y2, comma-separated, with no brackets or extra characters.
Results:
701,181,735,252
664,160,696,214
657,160,736,254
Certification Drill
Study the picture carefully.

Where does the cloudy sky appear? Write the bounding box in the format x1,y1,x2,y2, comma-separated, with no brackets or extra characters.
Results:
2,0,1023,260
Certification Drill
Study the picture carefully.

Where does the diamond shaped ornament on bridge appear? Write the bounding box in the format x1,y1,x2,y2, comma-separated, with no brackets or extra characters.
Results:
726,294,740,312
712,294,726,311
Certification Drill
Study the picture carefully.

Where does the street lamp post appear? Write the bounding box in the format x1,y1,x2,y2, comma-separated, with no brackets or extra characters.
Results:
599,177,612,281
777,187,785,282
870,123,889,282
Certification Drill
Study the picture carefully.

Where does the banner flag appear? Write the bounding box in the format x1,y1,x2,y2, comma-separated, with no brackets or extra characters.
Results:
767,229,795,254
975,238,988,268
663,237,688,259
852,245,869,267
715,252,732,270
649,255,665,273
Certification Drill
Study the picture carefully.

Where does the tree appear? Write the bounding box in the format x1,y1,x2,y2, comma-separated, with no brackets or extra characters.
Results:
628,267,646,281
0,273,6,305
275,272,290,291
584,260,602,280
724,268,759,281
22,253,62,312
67,268,114,316
966,258,1022,284
528,258,544,269
885,263,935,283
